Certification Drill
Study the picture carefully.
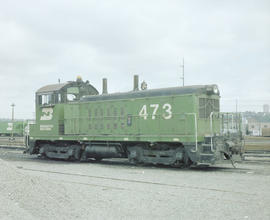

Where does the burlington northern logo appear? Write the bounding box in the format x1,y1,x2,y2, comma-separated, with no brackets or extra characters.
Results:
40,108,53,121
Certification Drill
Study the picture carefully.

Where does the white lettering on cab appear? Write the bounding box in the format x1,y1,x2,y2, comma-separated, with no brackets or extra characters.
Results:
40,108,53,121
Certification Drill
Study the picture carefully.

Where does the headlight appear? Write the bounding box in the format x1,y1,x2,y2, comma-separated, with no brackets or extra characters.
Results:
206,85,219,95
213,86,219,94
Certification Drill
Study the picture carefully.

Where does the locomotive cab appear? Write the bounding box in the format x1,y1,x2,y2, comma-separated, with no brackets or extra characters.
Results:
36,77,99,106
27,78,99,153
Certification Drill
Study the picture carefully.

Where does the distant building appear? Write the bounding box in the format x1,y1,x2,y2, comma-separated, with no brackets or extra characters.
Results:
238,111,270,136
248,121,270,136
262,128,270,137
263,104,269,113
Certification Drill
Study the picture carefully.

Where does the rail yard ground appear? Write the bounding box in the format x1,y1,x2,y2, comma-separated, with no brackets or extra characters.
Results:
0,139,270,220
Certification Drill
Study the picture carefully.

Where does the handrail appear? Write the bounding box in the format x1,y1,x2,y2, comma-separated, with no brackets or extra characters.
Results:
224,113,235,133
210,112,242,153
186,113,198,152
210,112,235,152
210,112,215,152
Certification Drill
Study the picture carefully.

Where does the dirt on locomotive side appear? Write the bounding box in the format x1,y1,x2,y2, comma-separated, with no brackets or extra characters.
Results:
1,135,269,166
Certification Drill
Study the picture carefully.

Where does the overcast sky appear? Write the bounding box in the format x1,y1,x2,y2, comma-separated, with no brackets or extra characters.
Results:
0,0,269,119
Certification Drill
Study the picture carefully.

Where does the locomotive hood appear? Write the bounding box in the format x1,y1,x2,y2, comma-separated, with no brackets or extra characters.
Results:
81,84,220,102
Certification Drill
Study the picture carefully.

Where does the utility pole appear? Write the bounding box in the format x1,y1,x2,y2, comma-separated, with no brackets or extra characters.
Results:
235,99,238,130
180,57,185,86
11,103,15,140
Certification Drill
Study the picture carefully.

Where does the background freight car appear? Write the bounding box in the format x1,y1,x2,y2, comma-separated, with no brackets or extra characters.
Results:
0,120,26,137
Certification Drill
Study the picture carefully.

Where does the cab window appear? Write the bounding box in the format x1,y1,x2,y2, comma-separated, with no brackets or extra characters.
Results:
67,87,80,102
38,94,53,105
58,94,62,103
67,94,76,101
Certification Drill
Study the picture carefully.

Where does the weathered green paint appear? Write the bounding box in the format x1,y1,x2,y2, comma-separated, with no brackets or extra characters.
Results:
27,80,245,166
30,88,220,144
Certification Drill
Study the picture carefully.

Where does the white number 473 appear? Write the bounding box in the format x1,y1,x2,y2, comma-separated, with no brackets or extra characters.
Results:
139,103,172,120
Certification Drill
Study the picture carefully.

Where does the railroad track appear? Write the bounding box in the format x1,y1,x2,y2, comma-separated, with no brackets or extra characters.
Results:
244,150,270,154
17,166,255,195
243,150,270,158
0,137,25,147
242,149,270,165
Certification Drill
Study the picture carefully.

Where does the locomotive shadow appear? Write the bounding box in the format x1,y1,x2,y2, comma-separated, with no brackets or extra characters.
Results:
35,157,251,173
87,159,252,173
189,165,251,173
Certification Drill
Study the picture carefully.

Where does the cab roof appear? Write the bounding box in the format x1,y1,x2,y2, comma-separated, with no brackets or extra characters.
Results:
36,81,99,95
36,83,69,94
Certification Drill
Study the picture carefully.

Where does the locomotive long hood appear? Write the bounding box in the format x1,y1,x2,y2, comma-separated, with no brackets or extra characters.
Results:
81,84,220,102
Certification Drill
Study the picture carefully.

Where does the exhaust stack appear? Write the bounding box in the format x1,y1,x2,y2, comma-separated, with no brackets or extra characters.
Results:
133,75,139,91
102,78,108,94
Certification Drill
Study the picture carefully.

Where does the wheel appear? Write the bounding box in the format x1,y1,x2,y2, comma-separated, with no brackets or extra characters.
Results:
94,157,103,161
171,160,184,168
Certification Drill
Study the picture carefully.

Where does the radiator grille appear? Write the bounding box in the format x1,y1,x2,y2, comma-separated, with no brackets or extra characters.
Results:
199,98,219,118
59,121,65,135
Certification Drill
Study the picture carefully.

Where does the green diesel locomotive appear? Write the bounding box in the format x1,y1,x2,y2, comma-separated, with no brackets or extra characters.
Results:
0,120,26,137
27,76,243,167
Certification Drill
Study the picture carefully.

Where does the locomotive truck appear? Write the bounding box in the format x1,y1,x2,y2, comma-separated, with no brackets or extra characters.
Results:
27,76,243,167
